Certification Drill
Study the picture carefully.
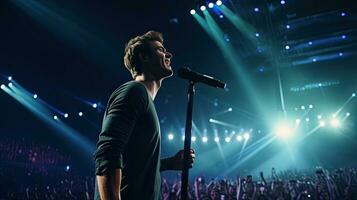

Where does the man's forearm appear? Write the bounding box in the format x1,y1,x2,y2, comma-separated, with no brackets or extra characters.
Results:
97,168,122,200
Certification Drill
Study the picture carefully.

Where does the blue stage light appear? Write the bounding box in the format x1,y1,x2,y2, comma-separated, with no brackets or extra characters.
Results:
286,24,290,29
208,2,214,8
254,7,259,12
8,76,12,81
216,0,222,6
92,103,98,108
341,12,346,17
341,35,346,39
219,14,224,19
53,115,58,120
280,0,286,5
33,94,38,99
64,113,69,118
339,52,343,56
78,112,83,117
168,133,174,140
200,5,206,11
255,33,260,37
285,45,290,50
308,41,312,45
190,9,196,15
243,133,250,140
1,84,5,90
225,137,231,143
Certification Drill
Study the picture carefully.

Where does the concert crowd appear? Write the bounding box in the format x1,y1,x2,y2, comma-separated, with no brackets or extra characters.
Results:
0,138,356,200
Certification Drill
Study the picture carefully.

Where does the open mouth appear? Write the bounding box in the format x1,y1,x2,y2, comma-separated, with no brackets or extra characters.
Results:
164,59,171,67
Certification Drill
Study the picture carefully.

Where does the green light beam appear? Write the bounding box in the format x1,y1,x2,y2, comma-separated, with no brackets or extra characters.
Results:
202,10,270,124
218,5,258,45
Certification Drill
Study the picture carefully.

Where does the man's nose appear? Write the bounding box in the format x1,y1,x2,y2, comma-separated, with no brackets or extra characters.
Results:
165,51,173,59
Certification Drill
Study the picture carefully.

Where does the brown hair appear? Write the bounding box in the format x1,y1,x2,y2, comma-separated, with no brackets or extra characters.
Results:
123,31,164,78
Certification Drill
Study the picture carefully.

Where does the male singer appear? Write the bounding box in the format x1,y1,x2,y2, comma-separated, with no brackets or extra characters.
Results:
94,31,195,200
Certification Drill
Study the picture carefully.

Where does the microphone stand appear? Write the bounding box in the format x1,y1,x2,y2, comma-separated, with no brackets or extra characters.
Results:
180,81,195,200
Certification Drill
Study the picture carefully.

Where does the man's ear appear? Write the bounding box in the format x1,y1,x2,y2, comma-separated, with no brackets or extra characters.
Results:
138,53,150,63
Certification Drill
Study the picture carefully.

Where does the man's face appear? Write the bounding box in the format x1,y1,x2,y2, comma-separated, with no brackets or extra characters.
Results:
143,40,173,80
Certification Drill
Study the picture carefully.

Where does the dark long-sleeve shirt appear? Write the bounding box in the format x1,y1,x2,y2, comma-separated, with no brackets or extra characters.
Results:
94,81,161,200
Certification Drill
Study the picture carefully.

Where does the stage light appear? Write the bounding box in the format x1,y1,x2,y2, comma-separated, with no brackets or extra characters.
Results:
286,24,290,29
301,106,305,110
317,115,322,119
228,107,233,112
209,118,214,122
341,12,346,17
254,7,259,12
280,0,286,5
309,104,313,109
208,2,214,8
182,135,185,141
168,133,174,140
312,58,317,62
341,35,346,39
202,136,208,143
64,113,69,118
92,103,98,108
352,93,356,97
308,41,313,45
319,121,326,127
275,122,294,139
243,133,250,140
8,82,13,87
330,118,340,128
53,115,58,120
214,137,220,142
255,33,260,37
346,112,350,117
200,5,206,11
78,112,83,117
216,0,222,6
305,118,310,122
285,45,290,50
225,137,231,143
1,84,5,90
33,94,38,99
219,14,224,19
236,135,243,142
339,52,343,56
65,165,70,172
190,9,196,15
332,114,337,118
295,119,301,125
191,136,197,142
8,76,12,81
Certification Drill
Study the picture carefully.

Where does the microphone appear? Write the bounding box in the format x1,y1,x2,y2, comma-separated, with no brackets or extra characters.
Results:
177,67,226,89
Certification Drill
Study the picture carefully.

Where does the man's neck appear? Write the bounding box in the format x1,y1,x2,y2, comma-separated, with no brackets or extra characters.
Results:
135,75,162,100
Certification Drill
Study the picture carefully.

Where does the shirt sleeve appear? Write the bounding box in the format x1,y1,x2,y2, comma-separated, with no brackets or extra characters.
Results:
94,83,148,175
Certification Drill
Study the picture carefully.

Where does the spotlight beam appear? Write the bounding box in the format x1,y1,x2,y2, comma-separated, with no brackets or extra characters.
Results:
2,82,95,154
201,10,270,126
209,118,239,129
